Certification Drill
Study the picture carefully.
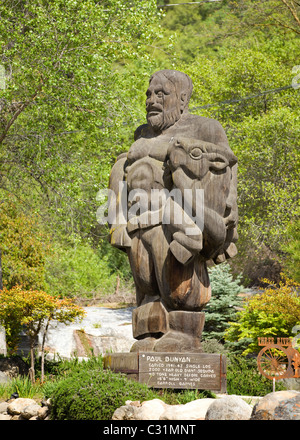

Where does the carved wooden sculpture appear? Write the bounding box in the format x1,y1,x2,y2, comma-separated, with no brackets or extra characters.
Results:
108,70,238,353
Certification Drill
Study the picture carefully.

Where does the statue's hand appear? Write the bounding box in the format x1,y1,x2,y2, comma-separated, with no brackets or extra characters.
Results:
110,225,131,248
223,212,238,230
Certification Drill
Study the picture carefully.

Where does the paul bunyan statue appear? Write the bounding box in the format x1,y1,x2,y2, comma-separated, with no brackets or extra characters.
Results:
108,70,238,353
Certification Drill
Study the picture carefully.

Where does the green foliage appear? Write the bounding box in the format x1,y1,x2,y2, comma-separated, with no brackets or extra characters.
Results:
161,2,300,284
0,375,43,400
0,194,50,290
45,243,118,297
281,219,300,282
160,0,233,61
225,278,300,354
0,0,166,242
229,108,300,247
227,355,286,396
49,364,158,420
0,285,84,383
227,0,300,37
202,263,244,341
201,338,229,356
161,389,215,405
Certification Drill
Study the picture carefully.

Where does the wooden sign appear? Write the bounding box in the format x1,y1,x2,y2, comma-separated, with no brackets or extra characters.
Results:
138,352,226,392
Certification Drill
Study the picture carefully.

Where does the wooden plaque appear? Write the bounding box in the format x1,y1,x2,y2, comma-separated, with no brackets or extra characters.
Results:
138,352,226,392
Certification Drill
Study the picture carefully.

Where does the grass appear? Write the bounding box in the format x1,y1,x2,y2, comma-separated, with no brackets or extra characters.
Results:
0,375,44,401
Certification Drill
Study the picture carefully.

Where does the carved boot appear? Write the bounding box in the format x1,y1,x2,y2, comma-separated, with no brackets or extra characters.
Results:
130,300,169,352
153,310,205,353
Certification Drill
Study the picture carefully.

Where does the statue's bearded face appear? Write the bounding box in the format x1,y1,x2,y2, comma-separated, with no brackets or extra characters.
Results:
146,74,182,132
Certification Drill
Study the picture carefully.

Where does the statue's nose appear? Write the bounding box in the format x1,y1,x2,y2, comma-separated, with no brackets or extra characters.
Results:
146,93,155,107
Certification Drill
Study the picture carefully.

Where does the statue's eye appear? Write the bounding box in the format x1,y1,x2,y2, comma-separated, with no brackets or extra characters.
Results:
190,148,202,160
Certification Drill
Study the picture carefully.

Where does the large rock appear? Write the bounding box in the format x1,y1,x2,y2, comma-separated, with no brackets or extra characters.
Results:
0,414,11,420
42,306,135,359
7,398,39,417
113,399,167,420
205,395,252,420
161,398,215,420
274,393,300,420
112,398,216,420
21,402,42,420
0,401,9,413
251,390,300,420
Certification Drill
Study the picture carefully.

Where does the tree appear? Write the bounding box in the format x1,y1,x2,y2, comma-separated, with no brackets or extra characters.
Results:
0,285,85,382
281,219,300,282
225,277,300,354
0,0,164,241
159,0,233,61
227,0,300,36
202,263,244,341
176,43,299,283
0,194,50,290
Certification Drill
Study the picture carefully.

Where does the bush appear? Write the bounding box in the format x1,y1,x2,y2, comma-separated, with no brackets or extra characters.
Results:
225,277,300,354
49,365,158,420
227,355,285,396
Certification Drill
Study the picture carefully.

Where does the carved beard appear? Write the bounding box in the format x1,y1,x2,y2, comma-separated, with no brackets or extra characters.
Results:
147,107,181,132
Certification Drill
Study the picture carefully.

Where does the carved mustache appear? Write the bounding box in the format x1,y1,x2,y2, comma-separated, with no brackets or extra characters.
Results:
146,104,163,114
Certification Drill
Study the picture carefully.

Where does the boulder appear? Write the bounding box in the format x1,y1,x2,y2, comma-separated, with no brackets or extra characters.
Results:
160,398,215,420
7,398,38,416
274,393,300,420
0,401,9,413
21,402,42,420
135,399,168,420
112,404,137,420
37,406,49,420
112,398,216,420
0,413,11,420
112,399,167,420
251,390,300,420
205,395,252,420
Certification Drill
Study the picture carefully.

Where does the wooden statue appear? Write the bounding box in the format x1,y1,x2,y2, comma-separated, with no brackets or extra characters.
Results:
108,70,238,353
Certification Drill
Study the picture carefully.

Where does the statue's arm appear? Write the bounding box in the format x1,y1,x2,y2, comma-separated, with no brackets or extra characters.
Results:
204,119,239,261
108,154,131,249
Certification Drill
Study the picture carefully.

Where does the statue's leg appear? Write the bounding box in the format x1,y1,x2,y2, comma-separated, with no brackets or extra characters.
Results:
153,310,206,353
142,225,211,353
147,224,211,312
127,230,169,352
152,249,210,352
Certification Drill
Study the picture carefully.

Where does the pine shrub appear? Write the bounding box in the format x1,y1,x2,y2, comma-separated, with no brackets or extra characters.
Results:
203,263,244,341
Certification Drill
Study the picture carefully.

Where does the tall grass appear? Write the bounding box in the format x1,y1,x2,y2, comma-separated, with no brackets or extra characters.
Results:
0,375,44,400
